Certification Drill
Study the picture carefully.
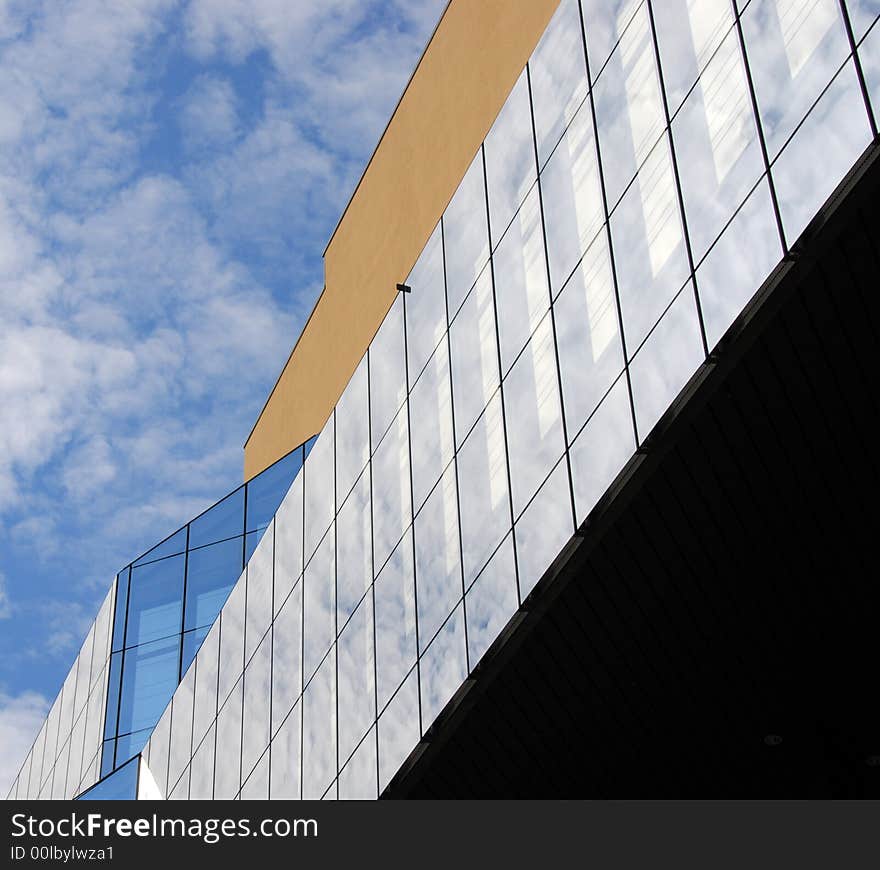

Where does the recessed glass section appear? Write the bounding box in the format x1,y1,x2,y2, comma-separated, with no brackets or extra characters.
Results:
184,536,242,632
246,446,303,532
117,634,181,736
126,554,185,647
133,527,186,567
189,488,244,550
76,755,138,801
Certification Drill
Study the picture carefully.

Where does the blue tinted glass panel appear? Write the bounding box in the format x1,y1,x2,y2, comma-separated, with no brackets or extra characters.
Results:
115,728,152,767
244,530,264,564
246,447,303,532
127,555,185,646
103,652,123,740
182,626,210,675
189,488,245,549
117,634,181,736
111,571,129,652
100,741,116,779
132,527,187,567
304,435,318,459
77,755,138,801
184,537,243,631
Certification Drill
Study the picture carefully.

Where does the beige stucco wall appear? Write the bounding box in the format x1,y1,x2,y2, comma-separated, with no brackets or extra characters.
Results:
244,0,561,480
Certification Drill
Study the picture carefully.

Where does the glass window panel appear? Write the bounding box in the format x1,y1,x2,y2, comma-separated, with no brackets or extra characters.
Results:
848,0,880,39
337,593,376,766
242,631,272,781
697,178,781,349
76,755,139,801
245,520,273,663
339,729,378,800
112,571,128,651
457,393,511,587
415,466,462,654
484,68,537,247
673,27,764,263
378,667,420,793
246,446,303,532
493,186,551,374
860,17,880,114
147,706,171,798
569,373,636,523
336,470,372,629
133,527,186,566
630,286,705,441
99,742,115,779
504,314,566,517
419,604,467,732
653,0,736,116
449,265,499,447
303,524,335,684
374,530,417,711
610,136,689,355
541,102,605,297
240,750,269,800
530,0,589,166
443,150,490,319
554,230,624,441
591,2,667,210
304,415,335,563
104,654,122,741
168,664,194,793
189,487,245,549
274,472,303,616
302,647,336,800
189,723,215,800
192,620,219,750
582,0,644,82
272,581,302,736
270,701,301,799
335,353,370,507
369,295,407,451
772,62,871,243
184,536,242,632
218,573,246,706
115,727,151,766
514,459,573,599
741,0,850,160
244,529,262,564
465,532,518,667
214,679,243,800
371,405,411,573
405,223,447,382
409,339,454,512
117,634,180,736
181,625,209,675
126,554,185,647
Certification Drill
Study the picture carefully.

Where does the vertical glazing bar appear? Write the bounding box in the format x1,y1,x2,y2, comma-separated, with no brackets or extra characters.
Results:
837,0,879,136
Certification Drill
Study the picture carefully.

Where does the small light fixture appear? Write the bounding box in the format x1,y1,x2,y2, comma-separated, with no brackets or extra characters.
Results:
397,283,411,293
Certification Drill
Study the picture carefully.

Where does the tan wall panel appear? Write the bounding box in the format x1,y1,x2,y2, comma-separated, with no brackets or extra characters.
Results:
244,0,560,480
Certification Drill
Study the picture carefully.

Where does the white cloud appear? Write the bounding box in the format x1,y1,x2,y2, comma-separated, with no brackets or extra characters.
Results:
0,690,50,797
178,74,241,153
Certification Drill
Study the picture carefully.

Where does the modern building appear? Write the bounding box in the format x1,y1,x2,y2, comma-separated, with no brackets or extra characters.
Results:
7,0,880,800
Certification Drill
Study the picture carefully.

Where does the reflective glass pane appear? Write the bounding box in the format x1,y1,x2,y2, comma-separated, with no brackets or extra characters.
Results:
302,648,336,800
419,604,467,732
443,150,490,318
184,536,242,632
270,701,301,799
369,295,407,451
274,471,303,616
582,0,644,82
127,554,185,646
449,265,499,447
697,178,781,349
405,223,447,382
65,715,85,798
242,631,271,780
117,634,180,736
610,136,689,355
591,2,666,210
59,666,77,743
493,187,550,374
91,586,114,687
303,524,335,684
168,764,190,800
168,664,194,793
504,314,566,517
338,593,376,766
244,529,262,565
74,626,94,717
304,415,335,563
240,750,269,800
457,393,511,586
112,571,129,651
372,404,411,574
514,459,573,598
409,339,454,512
741,0,849,159
541,102,605,297
246,446,303,532
569,373,635,522
51,739,69,799
133,527,186,566
214,679,242,800
181,625,210,675
630,287,705,440
335,353,369,507
76,755,138,801
415,466,462,654
245,520,273,663
554,230,624,441
374,530,417,710
147,706,171,798
189,723,215,800
104,652,122,739
272,581,302,735
339,729,377,800
192,620,219,749
218,573,245,705
336,470,372,628
485,68,537,247
848,0,880,39
378,667,419,792
530,0,589,166
115,728,151,767
861,18,880,116
189,488,245,549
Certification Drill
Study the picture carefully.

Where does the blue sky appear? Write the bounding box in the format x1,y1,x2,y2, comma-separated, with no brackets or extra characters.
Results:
0,0,447,793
